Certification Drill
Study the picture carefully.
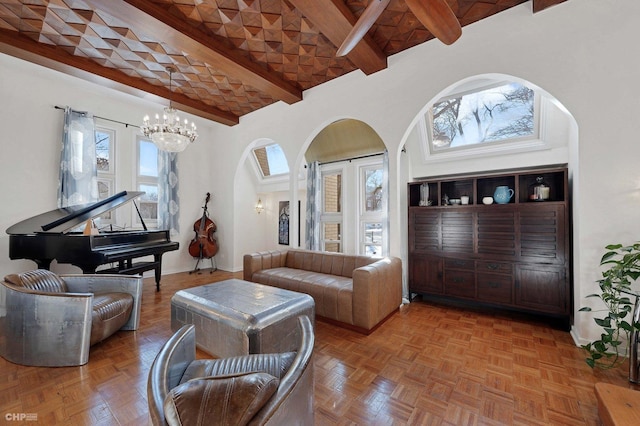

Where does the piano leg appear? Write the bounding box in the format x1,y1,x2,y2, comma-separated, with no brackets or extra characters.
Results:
35,259,53,270
154,254,162,292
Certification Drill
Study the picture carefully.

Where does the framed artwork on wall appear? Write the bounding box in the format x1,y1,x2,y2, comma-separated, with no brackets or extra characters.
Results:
279,201,290,245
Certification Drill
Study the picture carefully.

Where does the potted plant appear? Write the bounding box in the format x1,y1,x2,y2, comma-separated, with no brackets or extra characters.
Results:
580,243,640,378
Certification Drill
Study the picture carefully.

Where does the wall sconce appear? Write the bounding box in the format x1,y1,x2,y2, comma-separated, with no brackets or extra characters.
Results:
255,198,264,214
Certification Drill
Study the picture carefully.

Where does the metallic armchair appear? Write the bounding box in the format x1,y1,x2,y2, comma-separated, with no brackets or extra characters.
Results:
148,315,314,426
0,269,143,367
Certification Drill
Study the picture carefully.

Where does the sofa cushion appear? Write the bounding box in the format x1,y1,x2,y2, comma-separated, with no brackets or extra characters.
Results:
283,249,376,278
163,372,279,426
90,293,134,345
253,268,353,323
4,269,68,293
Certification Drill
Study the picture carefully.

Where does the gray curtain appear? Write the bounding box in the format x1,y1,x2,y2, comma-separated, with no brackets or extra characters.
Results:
158,151,180,235
305,161,320,250
382,149,390,256
57,107,98,208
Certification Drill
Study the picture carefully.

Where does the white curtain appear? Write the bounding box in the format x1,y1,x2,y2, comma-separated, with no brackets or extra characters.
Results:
158,151,180,235
57,107,98,208
305,161,320,250
382,150,391,256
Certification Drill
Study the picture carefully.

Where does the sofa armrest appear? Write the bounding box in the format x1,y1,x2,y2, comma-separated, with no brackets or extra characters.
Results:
0,281,93,366
62,274,143,330
148,324,197,426
243,250,288,281
352,257,403,330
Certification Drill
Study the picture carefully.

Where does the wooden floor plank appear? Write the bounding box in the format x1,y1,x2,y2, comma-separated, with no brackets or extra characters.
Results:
0,269,638,425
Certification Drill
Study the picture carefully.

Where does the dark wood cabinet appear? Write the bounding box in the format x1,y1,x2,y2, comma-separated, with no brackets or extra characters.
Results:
408,165,571,326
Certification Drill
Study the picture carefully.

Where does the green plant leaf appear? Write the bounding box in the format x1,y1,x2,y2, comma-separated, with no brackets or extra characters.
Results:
594,341,608,352
620,321,633,332
604,244,623,250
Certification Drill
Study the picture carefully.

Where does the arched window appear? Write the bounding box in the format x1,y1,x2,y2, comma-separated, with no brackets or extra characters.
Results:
418,78,551,162
430,81,536,151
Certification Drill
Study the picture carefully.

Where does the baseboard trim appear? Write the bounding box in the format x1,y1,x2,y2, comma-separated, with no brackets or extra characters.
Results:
316,308,399,335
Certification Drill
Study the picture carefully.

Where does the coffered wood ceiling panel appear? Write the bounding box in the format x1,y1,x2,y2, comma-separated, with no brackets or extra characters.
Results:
0,0,567,126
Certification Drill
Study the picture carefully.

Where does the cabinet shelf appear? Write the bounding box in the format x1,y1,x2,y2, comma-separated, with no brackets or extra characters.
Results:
408,165,568,207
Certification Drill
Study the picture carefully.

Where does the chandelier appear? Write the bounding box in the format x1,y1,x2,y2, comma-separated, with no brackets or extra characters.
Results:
142,66,198,152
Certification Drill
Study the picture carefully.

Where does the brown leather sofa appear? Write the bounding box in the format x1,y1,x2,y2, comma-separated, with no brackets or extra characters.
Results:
147,315,314,426
244,249,402,334
0,269,142,366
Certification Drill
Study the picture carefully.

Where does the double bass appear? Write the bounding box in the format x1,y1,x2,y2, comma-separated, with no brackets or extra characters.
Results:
188,193,219,260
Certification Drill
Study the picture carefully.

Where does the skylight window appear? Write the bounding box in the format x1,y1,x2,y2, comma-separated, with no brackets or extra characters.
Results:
252,143,289,177
429,82,535,152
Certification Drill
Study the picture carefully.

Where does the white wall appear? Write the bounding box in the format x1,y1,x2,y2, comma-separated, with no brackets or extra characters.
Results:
1,0,639,345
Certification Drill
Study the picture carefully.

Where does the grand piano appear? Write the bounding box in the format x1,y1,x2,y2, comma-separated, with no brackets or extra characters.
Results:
6,191,179,291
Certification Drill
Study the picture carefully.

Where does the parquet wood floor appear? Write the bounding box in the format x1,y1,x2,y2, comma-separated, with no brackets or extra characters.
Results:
0,270,637,425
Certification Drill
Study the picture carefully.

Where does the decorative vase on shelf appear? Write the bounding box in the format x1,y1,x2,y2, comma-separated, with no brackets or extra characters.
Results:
493,186,514,204
419,183,431,206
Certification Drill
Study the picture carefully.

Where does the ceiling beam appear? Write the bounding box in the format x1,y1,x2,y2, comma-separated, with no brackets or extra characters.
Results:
288,0,387,75
533,0,568,13
90,0,302,105
0,29,239,126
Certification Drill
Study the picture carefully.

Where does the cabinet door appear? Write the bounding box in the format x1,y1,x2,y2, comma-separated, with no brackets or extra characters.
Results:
477,208,517,259
409,256,443,294
515,264,567,314
518,205,566,265
441,211,474,255
409,209,440,253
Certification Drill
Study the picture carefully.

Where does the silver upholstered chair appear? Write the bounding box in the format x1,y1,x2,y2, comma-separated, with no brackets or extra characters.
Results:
148,315,314,426
0,269,143,367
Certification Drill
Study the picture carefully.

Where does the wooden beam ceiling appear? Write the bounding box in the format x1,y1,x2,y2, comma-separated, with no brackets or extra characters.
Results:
287,0,387,75
533,0,568,13
116,0,302,104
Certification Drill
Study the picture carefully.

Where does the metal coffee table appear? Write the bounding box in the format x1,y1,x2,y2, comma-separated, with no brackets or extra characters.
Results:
170,278,315,358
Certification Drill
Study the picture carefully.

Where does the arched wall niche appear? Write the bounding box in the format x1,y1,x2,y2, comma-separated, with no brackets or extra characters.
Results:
401,73,575,178
287,118,388,254
395,73,580,327
233,137,291,264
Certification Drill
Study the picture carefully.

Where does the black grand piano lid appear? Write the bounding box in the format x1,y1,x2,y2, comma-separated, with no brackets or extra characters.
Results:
6,191,145,235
